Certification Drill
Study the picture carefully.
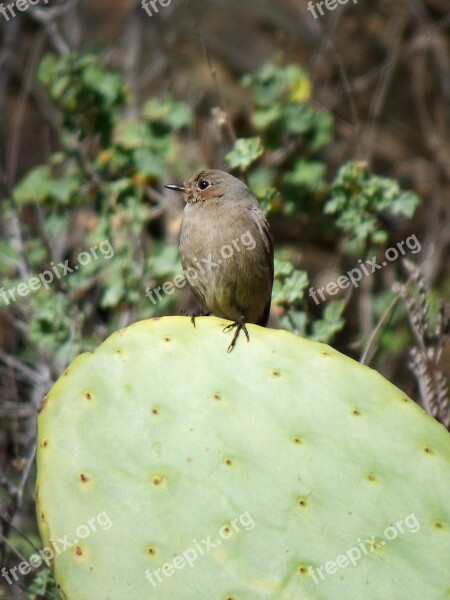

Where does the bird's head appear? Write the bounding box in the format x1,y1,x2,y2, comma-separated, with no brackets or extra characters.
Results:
165,169,248,205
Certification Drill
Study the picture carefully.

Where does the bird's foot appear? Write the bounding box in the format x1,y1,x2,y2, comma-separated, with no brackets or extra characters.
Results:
223,316,250,353
181,308,211,327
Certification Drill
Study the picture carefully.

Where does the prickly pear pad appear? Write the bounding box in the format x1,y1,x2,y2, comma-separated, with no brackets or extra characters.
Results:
36,316,450,599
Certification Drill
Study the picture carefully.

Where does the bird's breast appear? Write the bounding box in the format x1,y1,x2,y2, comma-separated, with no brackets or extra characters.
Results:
179,203,272,324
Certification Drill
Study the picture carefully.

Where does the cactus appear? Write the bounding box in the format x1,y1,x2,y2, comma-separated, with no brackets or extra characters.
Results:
36,316,450,599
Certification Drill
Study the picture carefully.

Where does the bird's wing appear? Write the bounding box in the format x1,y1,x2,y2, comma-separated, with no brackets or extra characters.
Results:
248,203,274,284
247,203,274,326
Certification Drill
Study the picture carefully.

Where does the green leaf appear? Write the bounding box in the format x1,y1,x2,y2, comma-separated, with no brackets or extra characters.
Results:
37,54,58,87
282,103,314,135
13,166,52,205
133,147,165,179
82,65,124,106
143,96,192,130
279,310,308,335
100,280,125,309
389,191,419,218
273,259,309,307
114,122,152,149
0,241,20,275
28,568,60,600
251,105,282,130
284,159,326,188
325,161,420,253
310,300,346,343
147,244,181,279
243,63,311,107
48,174,81,205
247,167,276,198
225,137,264,171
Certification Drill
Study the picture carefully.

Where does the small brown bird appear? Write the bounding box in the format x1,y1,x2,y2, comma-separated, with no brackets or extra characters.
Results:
165,169,274,351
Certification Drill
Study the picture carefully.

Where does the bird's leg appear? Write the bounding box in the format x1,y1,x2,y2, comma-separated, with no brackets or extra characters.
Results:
223,316,250,352
181,307,211,327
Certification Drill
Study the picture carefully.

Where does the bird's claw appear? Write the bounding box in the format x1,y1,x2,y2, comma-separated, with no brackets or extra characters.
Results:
181,308,211,327
223,316,249,352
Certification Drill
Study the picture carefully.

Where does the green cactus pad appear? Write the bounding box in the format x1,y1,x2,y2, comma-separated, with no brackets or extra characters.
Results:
36,316,450,599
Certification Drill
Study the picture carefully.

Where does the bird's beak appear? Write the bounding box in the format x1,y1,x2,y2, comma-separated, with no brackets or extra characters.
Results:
164,184,186,192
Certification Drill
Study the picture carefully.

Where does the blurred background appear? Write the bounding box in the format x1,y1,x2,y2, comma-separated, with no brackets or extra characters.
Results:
0,0,449,596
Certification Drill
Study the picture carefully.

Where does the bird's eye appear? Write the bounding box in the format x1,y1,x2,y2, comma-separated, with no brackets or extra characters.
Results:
198,180,210,191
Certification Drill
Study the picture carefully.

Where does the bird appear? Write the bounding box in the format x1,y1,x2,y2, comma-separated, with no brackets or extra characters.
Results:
165,169,274,352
